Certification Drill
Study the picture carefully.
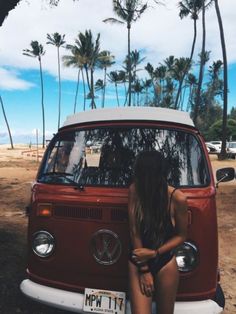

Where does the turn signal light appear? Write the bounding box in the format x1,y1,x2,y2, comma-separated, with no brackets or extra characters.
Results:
37,204,53,217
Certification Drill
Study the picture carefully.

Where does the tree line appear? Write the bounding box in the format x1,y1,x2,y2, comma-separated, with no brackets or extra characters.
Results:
1,0,235,159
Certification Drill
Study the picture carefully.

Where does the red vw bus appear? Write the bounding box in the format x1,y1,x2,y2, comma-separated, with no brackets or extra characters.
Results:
20,107,235,313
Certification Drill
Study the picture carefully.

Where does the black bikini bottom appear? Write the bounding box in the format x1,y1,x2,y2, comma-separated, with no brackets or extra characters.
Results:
129,251,174,276
148,251,174,275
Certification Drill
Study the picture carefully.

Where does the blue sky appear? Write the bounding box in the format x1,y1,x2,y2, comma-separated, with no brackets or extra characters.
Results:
0,0,236,144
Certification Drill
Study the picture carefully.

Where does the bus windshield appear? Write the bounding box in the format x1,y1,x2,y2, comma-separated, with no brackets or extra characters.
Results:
38,126,209,188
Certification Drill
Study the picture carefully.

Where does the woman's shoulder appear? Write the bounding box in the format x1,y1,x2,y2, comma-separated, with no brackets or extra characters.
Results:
129,182,135,192
168,186,187,207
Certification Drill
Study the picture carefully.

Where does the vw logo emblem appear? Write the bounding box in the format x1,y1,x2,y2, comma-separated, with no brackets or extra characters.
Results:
91,229,122,265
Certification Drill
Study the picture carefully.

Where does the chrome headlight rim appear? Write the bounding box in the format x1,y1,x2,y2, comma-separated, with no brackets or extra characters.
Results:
32,230,55,258
175,241,199,273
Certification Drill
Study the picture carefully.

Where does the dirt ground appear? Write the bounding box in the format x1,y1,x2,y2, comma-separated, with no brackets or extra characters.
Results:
0,146,235,314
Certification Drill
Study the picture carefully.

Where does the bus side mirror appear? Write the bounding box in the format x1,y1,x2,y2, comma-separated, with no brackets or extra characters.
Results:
216,167,235,188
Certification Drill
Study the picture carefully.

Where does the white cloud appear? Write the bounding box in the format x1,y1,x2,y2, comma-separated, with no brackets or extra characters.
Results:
0,67,35,90
0,0,235,142
0,0,235,84
0,131,8,138
0,127,54,144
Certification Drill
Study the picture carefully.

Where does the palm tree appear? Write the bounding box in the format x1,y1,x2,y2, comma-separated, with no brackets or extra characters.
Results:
128,49,146,81
193,0,206,125
197,61,223,134
75,30,101,109
193,49,211,124
95,79,105,106
123,49,145,105
132,79,144,106
172,57,191,109
0,95,14,149
205,60,223,111
178,0,202,59
154,65,167,106
164,55,175,73
163,77,175,108
143,78,152,105
23,41,46,148
108,70,122,107
96,50,115,108
193,0,214,124
145,62,158,105
47,32,66,130
47,33,66,126
214,0,228,159
163,56,176,106
104,0,148,107
186,73,198,111
63,44,86,112
117,70,128,106
178,0,203,108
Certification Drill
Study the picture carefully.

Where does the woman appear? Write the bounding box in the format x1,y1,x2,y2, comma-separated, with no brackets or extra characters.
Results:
128,151,188,314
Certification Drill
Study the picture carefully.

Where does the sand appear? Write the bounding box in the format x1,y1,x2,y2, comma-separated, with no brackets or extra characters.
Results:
0,145,235,313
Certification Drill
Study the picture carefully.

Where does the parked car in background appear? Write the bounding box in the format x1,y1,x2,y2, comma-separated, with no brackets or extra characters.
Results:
205,142,221,154
227,141,236,159
209,141,222,151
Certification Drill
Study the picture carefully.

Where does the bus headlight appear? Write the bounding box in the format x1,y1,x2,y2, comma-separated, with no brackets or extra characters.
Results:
175,242,199,272
32,231,55,258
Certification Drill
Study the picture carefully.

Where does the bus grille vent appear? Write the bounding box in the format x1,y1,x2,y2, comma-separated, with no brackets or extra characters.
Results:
54,206,103,220
111,209,128,222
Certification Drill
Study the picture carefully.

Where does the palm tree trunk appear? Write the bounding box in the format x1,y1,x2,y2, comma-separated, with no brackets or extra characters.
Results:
85,65,91,92
187,84,194,112
115,83,120,107
102,67,107,108
193,0,206,125
215,0,228,159
82,69,86,111
57,47,61,130
133,91,136,106
175,19,197,110
0,96,14,149
145,87,149,105
123,82,128,106
180,85,187,110
190,18,197,62
174,81,182,109
74,69,81,113
152,80,158,106
127,24,132,107
85,64,95,109
39,57,45,148
90,68,96,109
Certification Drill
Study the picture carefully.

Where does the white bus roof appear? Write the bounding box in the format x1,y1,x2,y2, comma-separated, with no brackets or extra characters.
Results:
63,107,194,128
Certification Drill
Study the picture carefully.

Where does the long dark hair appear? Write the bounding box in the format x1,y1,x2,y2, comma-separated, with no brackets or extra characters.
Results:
134,151,169,247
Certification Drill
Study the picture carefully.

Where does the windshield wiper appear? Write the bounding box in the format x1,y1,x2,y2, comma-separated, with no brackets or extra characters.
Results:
40,172,85,190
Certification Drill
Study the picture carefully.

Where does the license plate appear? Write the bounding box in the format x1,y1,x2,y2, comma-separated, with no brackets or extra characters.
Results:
83,288,126,314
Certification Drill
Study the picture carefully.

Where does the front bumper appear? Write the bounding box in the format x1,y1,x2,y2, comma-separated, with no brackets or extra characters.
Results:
20,279,223,314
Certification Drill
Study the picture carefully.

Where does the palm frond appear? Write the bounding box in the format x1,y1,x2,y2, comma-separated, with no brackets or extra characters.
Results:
103,18,124,25
22,50,35,57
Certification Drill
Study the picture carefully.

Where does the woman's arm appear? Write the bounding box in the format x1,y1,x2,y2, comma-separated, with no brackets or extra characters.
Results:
128,184,155,297
157,190,188,255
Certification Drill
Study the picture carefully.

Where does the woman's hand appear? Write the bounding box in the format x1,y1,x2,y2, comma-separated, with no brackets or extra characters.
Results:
139,272,154,297
132,248,156,264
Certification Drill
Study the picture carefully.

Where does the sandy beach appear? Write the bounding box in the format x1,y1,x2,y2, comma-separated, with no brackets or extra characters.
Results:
0,145,235,313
